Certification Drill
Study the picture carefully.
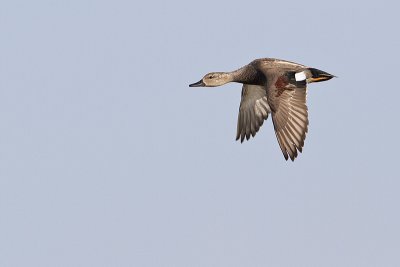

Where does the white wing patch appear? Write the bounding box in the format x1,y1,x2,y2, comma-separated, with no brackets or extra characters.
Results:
295,71,306,81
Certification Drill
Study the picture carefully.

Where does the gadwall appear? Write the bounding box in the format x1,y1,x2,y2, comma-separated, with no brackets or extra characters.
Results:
189,58,335,161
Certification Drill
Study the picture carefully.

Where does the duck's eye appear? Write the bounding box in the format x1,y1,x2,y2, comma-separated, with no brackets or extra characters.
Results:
209,76,214,79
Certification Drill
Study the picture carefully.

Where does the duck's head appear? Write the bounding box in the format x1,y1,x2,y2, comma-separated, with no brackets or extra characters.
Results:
189,72,232,87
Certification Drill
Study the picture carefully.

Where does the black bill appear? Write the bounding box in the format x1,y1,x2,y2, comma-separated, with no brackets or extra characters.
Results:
189,79,205,87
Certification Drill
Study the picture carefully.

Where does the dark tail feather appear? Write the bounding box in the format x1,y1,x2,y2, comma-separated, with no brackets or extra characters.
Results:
308,68,335,82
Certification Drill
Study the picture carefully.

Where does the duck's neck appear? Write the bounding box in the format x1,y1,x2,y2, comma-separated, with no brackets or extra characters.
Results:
229,65,264,85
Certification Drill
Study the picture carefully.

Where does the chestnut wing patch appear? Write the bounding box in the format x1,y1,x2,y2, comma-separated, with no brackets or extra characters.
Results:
274,71,306,97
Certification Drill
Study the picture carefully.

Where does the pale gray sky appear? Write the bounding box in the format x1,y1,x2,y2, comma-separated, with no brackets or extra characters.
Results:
1,1,400,266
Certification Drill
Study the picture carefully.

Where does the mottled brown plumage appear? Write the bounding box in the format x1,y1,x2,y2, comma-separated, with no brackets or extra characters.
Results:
189,58,335,161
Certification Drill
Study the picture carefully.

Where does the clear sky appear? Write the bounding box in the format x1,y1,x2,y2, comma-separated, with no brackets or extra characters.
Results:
1,1,399,266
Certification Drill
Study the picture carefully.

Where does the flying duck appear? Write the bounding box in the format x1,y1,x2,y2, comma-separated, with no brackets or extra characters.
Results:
189,58,335,161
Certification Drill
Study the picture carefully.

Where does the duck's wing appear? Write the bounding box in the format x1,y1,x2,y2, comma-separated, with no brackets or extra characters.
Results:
265,70,309,161
236,85,271,142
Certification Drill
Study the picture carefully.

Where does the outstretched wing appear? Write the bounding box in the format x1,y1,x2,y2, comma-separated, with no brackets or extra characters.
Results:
266,71,309,161
236,85,271,142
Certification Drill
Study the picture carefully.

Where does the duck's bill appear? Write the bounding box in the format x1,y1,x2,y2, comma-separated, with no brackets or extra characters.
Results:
189,79,205,87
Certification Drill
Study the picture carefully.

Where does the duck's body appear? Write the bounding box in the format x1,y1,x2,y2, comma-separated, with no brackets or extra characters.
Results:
189,58,335,161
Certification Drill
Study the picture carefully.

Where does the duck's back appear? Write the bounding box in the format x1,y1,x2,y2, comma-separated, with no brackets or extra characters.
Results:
250,58,306,72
